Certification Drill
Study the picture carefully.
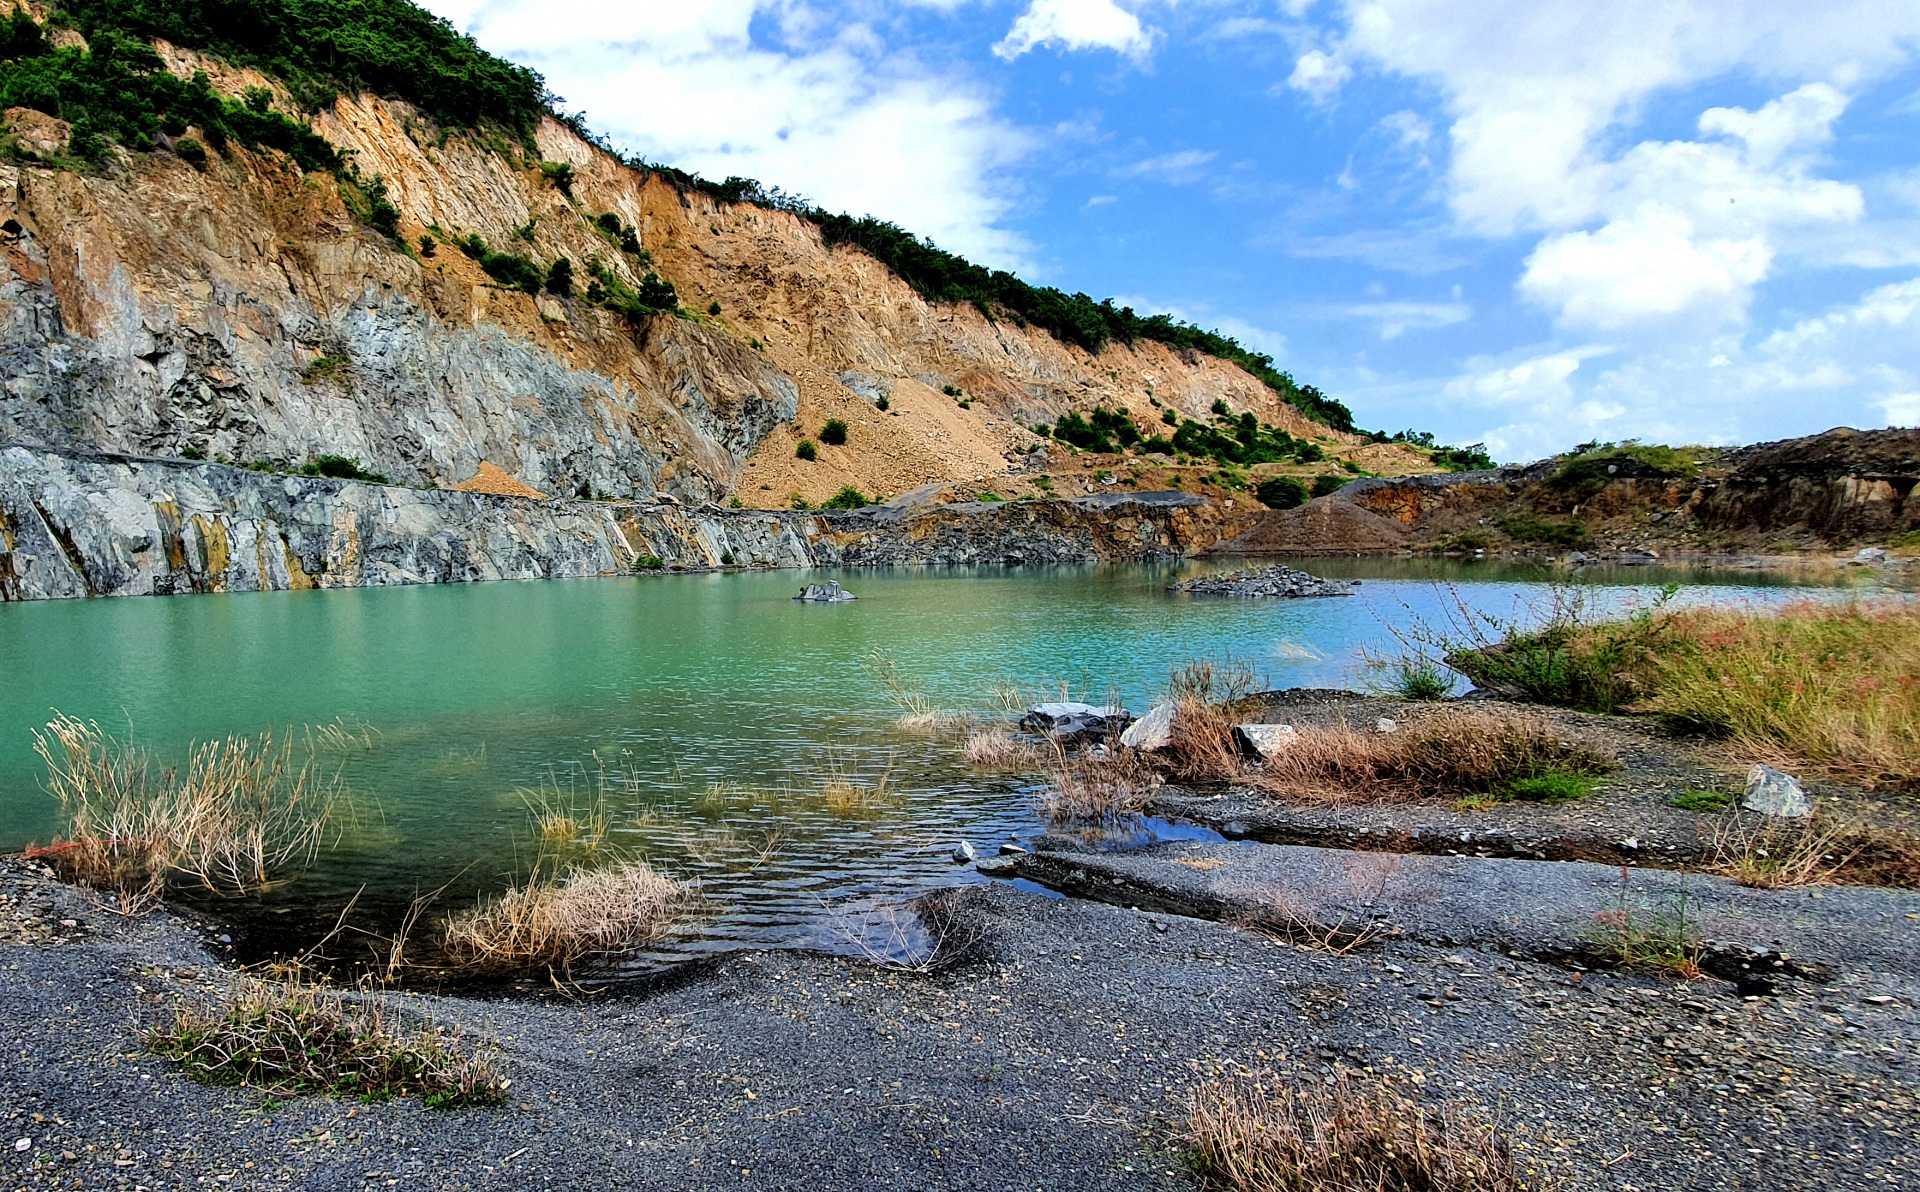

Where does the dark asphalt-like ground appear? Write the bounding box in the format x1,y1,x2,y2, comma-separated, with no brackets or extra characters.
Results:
1,849,1916,1191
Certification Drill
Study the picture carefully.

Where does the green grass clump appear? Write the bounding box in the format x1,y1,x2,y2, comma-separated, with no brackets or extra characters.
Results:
299,354,349,385
1669,788,1733,813
818,418,848,446
149,979,506,1109
1374,655,1450,701
298,455,388,484
820,485,872,510
794,439,817,462
1502,770,1596,803
1497,513,1588,546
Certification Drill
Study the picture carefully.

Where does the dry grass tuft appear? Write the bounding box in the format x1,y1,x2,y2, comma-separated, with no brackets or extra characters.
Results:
30,715,341,913
1157,697,1249,783
1038,749,1159,822
442,858,697,972
1645,601,1920,789
1711,812,1920,889
148,977,506,1108
520,782,608,851
1248,708,1613,805
817,760,898,817
1443,595,1920,789
1184,1074,1549,1192
962,725,1053,772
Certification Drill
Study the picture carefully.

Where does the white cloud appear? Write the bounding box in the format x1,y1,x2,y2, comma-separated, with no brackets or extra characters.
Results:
1287,49,1350,102
1118,148,1218,182
994,0,1153,61
422,0,1033,267
1333,300,1469,339
1519,205,1771,331
1307,3,1914,336
1883,393,1920,426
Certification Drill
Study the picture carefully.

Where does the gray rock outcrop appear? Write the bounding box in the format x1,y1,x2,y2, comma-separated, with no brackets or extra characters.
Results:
0,446,1240,600
794,581,855,602
1019,702,1133,742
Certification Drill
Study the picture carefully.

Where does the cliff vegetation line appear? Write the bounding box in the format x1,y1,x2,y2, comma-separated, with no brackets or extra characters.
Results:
0,0,1354,431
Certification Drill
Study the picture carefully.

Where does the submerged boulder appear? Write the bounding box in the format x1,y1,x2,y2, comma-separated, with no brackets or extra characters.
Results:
794,581,856,602
1743,764,1812,818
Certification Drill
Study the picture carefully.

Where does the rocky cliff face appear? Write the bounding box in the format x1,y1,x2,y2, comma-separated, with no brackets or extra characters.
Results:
0,444,1238,600
0,41,1351,514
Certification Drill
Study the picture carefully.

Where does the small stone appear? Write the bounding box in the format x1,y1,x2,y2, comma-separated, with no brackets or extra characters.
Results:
13,1138,28,1153
1375,717,1398,734
973,855,1017,876
998,842,1029,855
1742,764,1812,818
1853,547,1888,565
215,933,232,944
1566,550,1588,565
952,840,979,864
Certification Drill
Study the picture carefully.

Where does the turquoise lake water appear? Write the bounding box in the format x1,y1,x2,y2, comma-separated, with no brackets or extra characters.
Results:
0,559,1890,969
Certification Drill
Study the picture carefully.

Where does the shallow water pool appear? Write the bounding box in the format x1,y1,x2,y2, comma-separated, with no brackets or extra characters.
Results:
0,557,1889,972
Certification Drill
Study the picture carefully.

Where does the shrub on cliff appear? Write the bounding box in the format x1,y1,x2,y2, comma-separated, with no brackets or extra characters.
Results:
538,160,574,196
818,419,848,446
479,251,542,295
545,257,572,297
795,439,817,462
820,485,871,509
1255,477,1308,509
58,0,548,139
299,455,389,484
0,23,339,171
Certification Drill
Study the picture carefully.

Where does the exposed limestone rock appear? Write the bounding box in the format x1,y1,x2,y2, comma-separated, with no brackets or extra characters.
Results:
0,447,1236,600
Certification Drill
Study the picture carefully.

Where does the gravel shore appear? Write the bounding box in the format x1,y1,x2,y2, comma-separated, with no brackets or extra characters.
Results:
2,842,1916,1191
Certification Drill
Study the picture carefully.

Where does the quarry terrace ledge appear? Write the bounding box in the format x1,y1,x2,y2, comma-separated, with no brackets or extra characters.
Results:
0,443,1236,601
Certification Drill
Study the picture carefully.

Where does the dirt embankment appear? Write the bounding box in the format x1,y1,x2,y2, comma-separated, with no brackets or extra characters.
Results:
1214,427,1920,559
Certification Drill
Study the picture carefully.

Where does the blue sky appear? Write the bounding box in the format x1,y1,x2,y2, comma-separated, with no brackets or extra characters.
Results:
422,0,1920,461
